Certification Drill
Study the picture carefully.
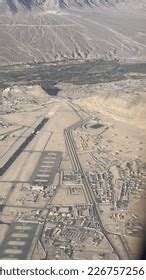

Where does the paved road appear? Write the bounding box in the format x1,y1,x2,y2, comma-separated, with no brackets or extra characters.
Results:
64,114,131,260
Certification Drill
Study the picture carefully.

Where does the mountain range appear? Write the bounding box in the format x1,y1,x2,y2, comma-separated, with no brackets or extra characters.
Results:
0,0,146,65
0,1,135,12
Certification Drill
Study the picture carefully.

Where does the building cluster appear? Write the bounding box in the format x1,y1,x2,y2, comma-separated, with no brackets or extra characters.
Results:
125,217,143,235
63,171,82,184
14,208,48,224
87,170,114,204
41,205,102,259
21,183,59,204
117,159,143,209
86,158,143,212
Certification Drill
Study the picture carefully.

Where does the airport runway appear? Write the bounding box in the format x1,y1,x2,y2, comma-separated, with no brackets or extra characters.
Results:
0,104,60,176
0,117,49,176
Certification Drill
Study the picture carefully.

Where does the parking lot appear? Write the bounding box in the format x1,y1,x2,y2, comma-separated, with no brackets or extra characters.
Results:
30,151,62,187
0,222,39,260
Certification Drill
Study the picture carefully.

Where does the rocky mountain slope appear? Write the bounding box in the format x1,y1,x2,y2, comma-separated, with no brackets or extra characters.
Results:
1,1,146,11
0,1,135,12
0,0,146,65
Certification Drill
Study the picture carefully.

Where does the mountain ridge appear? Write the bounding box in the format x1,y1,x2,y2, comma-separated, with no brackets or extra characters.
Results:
1,0,145,14
0,0,146,65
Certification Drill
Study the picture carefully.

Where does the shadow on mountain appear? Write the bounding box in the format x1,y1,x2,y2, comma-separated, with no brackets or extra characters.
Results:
6,0,34,13
18,0,33,9
6,0,18,14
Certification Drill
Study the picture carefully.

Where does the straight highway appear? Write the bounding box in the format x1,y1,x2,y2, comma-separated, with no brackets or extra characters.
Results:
64,114,131,260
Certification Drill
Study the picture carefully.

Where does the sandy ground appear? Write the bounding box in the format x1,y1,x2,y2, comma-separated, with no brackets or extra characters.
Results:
0,79,145,259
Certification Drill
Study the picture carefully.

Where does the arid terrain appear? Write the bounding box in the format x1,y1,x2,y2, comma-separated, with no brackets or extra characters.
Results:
0,60,145,259
0,0,146,65
0,0,145,260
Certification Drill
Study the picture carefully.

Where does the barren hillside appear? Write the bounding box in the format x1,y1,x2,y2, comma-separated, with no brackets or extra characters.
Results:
1,1,146,11
0,0,146,65
61,79,146,130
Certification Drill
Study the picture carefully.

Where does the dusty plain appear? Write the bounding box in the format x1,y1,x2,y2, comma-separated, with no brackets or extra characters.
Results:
0,61,145,259
0,0,146,261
